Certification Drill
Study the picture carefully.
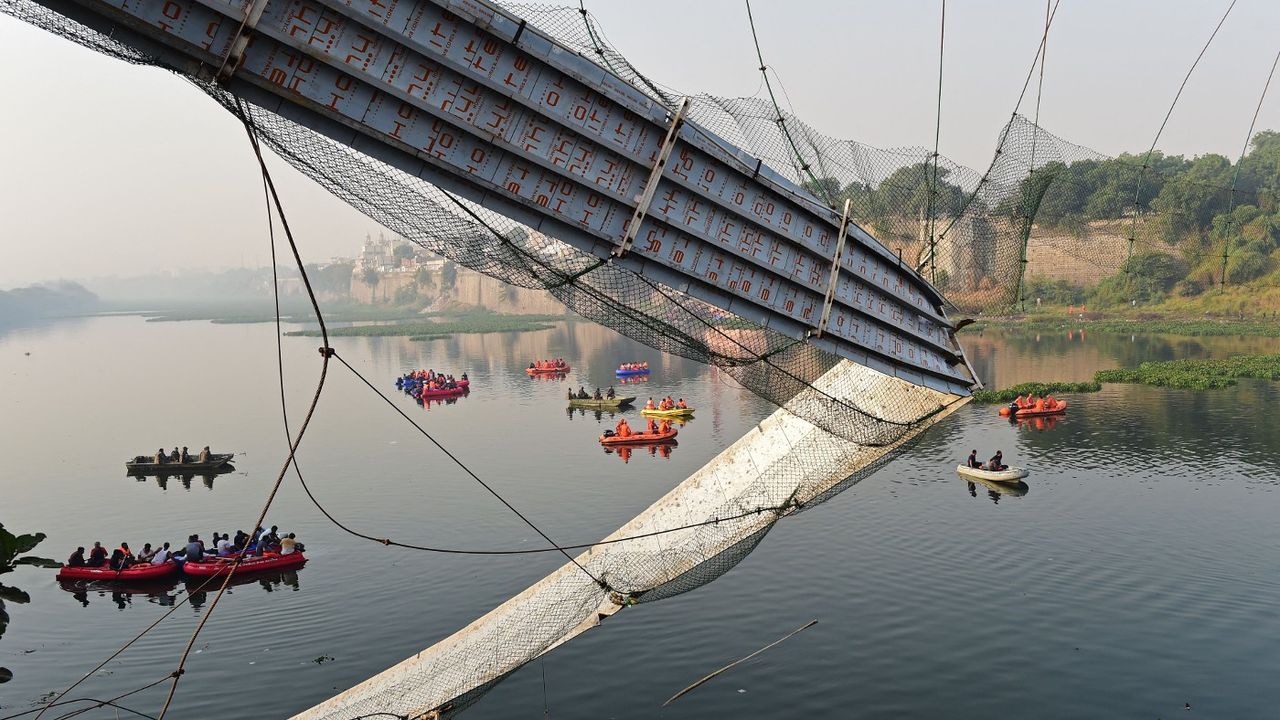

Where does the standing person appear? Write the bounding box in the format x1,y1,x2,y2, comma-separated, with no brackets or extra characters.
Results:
87,542,108,567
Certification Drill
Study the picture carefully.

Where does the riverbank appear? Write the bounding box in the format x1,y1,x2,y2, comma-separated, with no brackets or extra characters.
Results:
972,353,1280,401
966,312,1279,338
283,312,568,340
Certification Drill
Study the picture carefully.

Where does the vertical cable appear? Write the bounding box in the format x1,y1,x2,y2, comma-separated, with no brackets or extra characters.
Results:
925,0,946,284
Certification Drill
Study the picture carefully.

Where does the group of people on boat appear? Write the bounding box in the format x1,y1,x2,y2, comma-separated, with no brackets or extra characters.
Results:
397,369,469,396
570,386,617,400
150,446,214,465
64,526,303,570
612,416,672,438
617,361,649,371
644,396,686,411
966,449,1008,472
1009,395,1064,414
529,359,568,372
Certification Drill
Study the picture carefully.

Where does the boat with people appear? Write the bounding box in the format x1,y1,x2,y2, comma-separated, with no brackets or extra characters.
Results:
397,369,470,399
999,394,1067,417
418,385,469,400
182,551,307,577
527,358,570,375
955,464,1030,483
640,407,694,418
125,449,233,474
615,362,650,377
569,395,635,409
600,427,678,445
56,560,179,582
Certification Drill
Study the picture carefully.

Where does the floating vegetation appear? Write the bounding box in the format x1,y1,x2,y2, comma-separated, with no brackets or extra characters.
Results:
1095,354,1280,390
971,381,1102,404
285,313,565,340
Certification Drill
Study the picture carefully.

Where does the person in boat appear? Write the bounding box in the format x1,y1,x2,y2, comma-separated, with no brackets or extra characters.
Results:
593,387,603,400
677,398,687,409
606,386,615,399
659,419,672,433
234,529,249,551
647,417,657,434
615,417,632,438
155,448,167,464
136,543,156,563
180,446,190,463
645,397,655,410
261,526,281,552
87,541,108,567
152,542,172,565
988,450,1007,471
67,546,86,567
216,533,235,557
109,543,134,571
967,450,981,469
279,533,299,555
568,389,575,401
529,362,537,370
182,534,205,563
170,447,180,462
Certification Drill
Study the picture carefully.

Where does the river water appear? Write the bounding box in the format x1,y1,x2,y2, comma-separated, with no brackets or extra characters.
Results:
1,316,1278,719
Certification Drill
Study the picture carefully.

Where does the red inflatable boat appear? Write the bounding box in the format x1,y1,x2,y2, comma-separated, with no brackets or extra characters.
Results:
182,552,307,577
56,560,179,582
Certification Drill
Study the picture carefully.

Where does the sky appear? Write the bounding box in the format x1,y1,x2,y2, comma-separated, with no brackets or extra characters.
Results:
2,0,1279,288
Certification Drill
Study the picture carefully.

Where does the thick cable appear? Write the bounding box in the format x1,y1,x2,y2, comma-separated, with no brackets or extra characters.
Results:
744,0,828,202
1220,45,1280,286
1127,0,1237,259
924,0,946,283
155,98,333,720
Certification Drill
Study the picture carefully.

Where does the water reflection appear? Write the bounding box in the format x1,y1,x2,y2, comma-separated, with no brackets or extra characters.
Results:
129,467,234,490
963,478,1030,503
602,442,678,463
1010,414,1061,432
57,578,180,608
185,571,302,609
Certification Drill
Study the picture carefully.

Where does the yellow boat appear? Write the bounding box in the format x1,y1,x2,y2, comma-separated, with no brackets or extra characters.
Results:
640,406,694,418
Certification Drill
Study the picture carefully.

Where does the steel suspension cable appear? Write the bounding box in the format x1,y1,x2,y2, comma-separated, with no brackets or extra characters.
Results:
1219,45,1280,287
925,0,946,284
1126,0,1237,259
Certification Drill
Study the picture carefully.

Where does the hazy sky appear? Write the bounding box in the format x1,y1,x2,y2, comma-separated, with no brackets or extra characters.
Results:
3,0,1279,288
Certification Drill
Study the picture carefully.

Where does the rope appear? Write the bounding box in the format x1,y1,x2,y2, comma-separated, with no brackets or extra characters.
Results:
1220,45,1280,287
1127,0,1237,259
155,97,334,720
29,572,229,720
11,673,174,720
1015,0,1053,310
924,0,946,284
744,0,828,204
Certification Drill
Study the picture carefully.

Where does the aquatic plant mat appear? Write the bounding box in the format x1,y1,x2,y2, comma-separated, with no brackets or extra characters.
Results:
1096,353,1280,390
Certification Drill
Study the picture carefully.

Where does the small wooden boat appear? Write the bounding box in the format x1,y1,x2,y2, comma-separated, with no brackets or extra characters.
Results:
56,560,180,582
568,396,635,409
640,406,694,418
125,453,234,474
600,427,678,445
955,464,1029,483
182,552,306,577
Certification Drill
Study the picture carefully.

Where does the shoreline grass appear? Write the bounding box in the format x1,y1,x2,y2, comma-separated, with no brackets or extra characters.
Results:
973,353,1280,400
965,315,1280,338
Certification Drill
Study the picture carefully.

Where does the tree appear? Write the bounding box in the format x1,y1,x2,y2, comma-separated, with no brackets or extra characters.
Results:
393,243,415,263
1,521,58,683
441,261,458,290
361,268,381,288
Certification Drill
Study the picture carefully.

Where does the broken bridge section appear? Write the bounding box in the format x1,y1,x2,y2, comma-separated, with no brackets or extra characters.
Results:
27,0,975,394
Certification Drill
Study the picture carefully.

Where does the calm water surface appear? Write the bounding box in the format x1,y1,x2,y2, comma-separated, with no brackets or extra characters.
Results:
1,317,1278,718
